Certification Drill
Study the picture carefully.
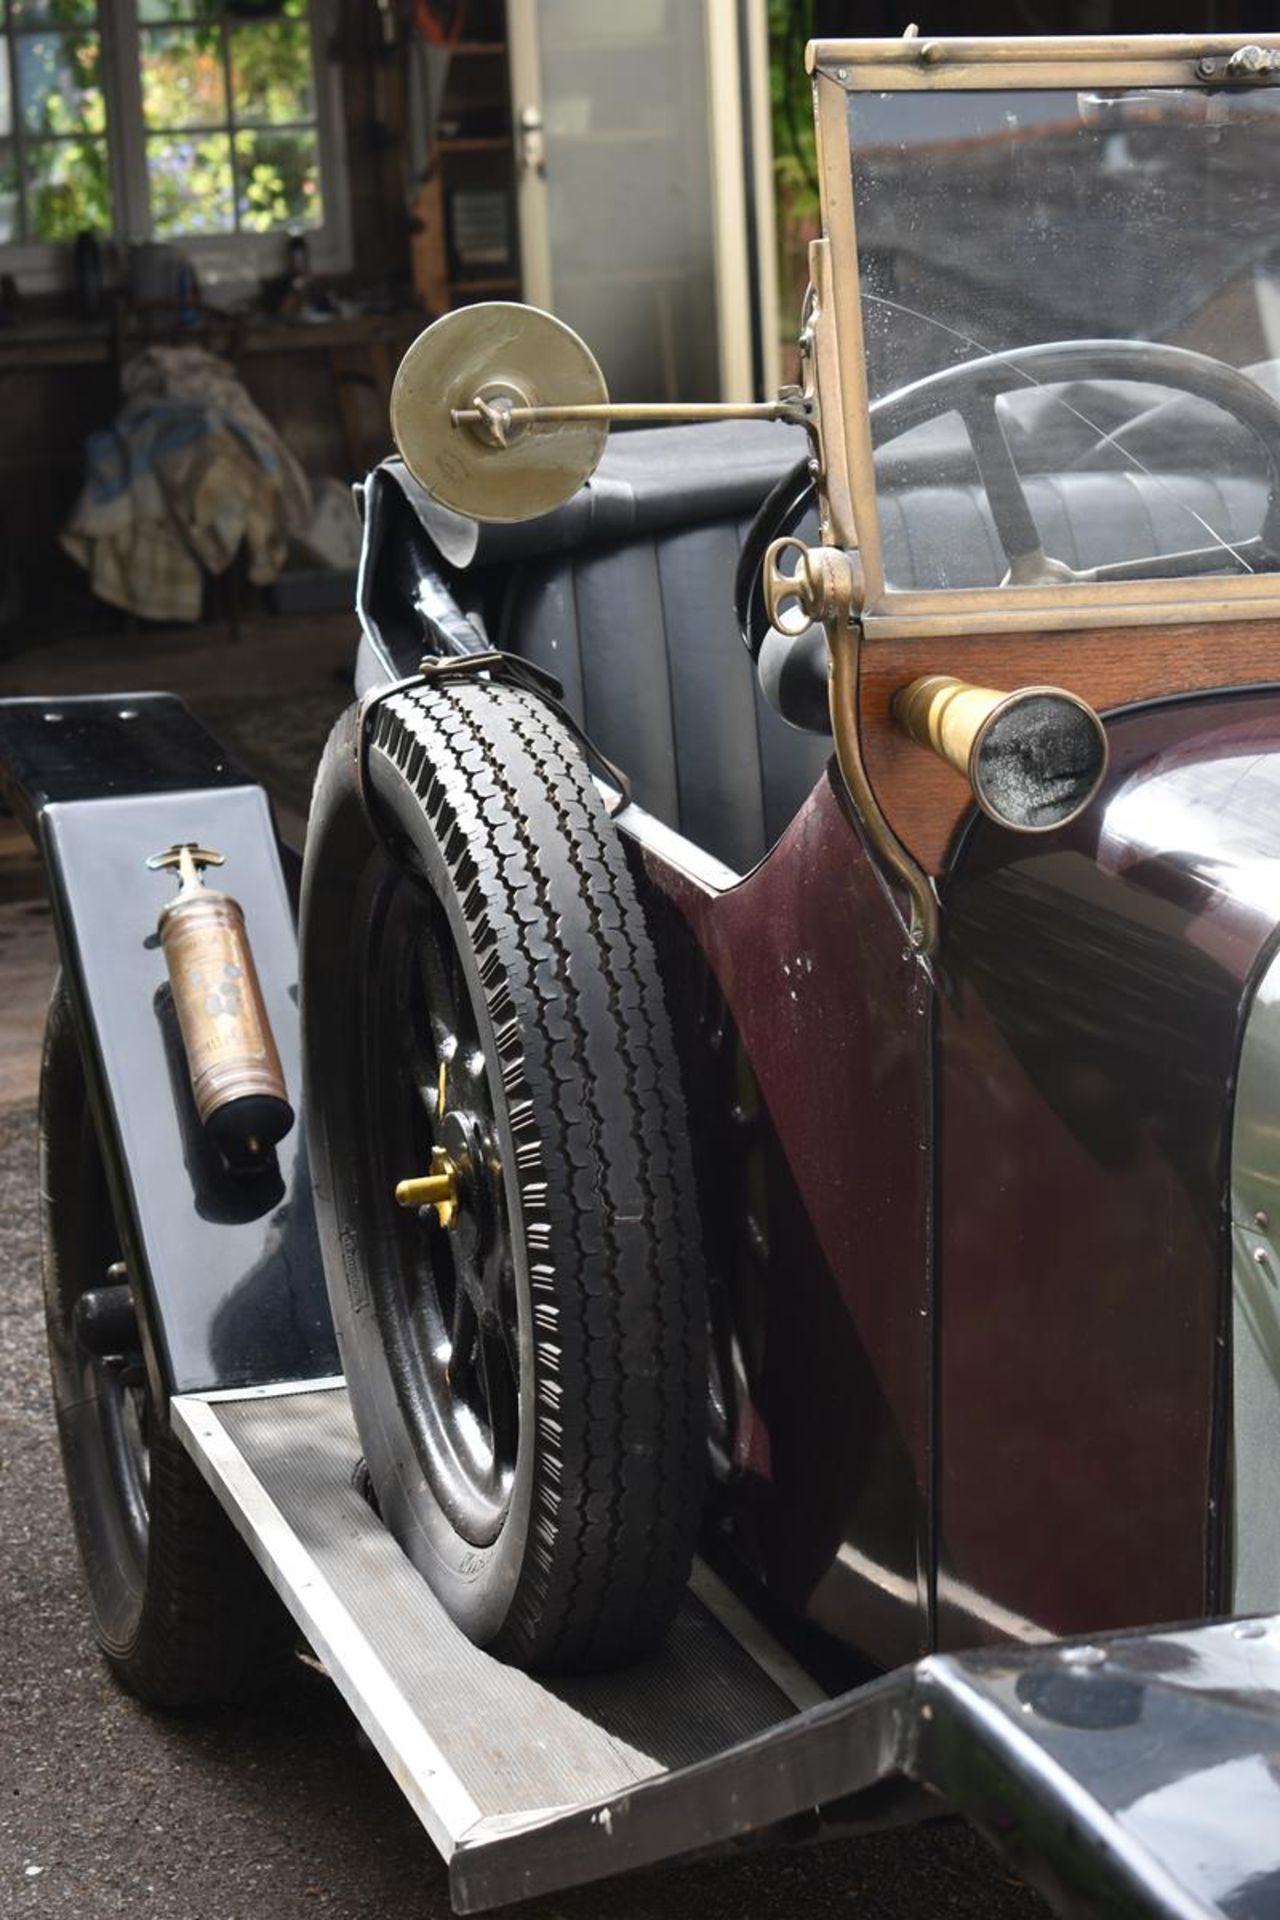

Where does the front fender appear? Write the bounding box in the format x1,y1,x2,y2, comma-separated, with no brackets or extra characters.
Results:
935,688,1280,1647
0,694,338,1401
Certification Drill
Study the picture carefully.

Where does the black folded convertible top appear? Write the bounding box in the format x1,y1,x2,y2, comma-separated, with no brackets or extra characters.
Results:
378,419,808,571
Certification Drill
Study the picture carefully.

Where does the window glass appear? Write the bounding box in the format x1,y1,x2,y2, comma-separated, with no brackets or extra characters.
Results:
138,0,218,21
229,17,313,125
28,134,107,237
0,2,109,241
140,2,324,241
140,24,228,129
9,0,97,24
234,125,320,231
18,27,103,134
849,87,1280,593
0,0,335,263
148,130,232,237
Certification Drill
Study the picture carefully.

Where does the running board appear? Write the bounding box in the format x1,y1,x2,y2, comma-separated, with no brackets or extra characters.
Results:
173,1383,1280,1919
171,1382,827,1904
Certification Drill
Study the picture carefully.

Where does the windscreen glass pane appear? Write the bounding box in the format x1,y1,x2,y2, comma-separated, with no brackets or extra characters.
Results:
848,87,1280,592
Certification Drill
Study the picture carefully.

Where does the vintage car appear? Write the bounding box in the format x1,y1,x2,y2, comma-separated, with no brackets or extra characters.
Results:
6,29,1280,1918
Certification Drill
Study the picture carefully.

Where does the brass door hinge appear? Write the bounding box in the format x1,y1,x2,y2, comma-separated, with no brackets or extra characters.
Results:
762,537,939,957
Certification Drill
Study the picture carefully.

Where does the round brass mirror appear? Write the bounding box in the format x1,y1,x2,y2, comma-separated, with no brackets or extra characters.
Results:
390,302,609,523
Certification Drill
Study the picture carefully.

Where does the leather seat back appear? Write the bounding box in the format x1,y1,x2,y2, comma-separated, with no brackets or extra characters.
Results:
352,423,829,879
882,470,1266,588
501,523,831,876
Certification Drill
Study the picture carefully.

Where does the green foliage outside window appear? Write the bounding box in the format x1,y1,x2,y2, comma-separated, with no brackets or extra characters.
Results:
1,0,323,249
10,0,97,27
769,0,819,222
29,136,109,239
143,4,321,236
768,0,821,379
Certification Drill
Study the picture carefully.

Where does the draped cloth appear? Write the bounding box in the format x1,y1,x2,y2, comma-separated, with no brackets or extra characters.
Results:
62,346,311,624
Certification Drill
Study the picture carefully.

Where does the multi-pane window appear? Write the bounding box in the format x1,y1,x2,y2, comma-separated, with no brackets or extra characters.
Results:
1,0,111,244
140,0,323,239
0,0,335,262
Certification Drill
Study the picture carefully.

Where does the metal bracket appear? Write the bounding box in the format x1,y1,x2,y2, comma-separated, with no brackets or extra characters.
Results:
358,653,632,835
449,396,812,436
760,543,939,956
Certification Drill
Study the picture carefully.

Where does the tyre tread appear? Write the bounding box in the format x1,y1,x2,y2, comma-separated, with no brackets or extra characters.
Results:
365,682,706,1670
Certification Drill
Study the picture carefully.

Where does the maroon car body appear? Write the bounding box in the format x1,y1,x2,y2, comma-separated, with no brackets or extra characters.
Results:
630,692,1280,1671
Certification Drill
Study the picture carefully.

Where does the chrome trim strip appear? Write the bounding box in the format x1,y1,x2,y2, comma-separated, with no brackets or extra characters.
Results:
606,788,742,894
688,1561,829,1711
192,1375,347,1403
1228,945,1280,1612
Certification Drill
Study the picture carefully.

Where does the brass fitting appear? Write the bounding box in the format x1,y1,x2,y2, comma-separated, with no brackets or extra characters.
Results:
395,1145,460,1228
763,535,863,637
893,675,1109,833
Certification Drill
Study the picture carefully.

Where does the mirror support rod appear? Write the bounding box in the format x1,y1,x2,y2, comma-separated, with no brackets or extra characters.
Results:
451,397,811,438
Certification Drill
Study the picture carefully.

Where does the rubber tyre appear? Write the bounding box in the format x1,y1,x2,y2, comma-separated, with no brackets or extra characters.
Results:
41,979,295,1707
301,684,708,1672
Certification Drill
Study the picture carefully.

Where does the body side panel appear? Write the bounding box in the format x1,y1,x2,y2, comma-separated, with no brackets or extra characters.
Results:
937,693,1280,1643
629,772,933,1670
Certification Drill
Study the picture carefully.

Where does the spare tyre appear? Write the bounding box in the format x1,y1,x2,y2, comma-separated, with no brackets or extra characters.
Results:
300,680,708,1673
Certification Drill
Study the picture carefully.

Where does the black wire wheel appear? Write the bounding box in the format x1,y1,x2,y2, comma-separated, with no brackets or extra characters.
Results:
301,682,708,1673
368,878,522,1549
41,978,294,1705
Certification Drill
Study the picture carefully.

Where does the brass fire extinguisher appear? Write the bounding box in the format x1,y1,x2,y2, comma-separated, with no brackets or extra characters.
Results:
147,843,294,1165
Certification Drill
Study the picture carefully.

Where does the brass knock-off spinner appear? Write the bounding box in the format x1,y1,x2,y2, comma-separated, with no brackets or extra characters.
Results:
893,675,1109,833
148,841,294,1166
395,1145,460,1229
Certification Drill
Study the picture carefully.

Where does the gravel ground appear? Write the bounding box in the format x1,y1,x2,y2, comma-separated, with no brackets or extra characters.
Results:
0,924,1048,1920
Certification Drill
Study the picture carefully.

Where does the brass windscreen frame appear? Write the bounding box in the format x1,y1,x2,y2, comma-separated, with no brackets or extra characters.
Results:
807,35,1280,639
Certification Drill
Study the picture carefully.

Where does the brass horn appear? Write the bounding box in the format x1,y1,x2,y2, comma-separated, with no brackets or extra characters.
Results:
893,675,1108,833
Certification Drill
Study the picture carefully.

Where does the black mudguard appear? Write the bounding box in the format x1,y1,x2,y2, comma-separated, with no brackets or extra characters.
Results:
0,693,338,1399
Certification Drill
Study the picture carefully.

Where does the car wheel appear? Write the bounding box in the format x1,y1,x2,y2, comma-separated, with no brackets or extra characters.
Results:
301,683,708,1673
41,978,295,1706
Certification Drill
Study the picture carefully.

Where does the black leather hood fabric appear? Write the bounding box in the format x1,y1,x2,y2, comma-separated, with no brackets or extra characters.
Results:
354,421,833,876
375,419,809,571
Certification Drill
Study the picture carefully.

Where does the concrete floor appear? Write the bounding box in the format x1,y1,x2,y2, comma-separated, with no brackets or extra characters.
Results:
0,622,1050,1919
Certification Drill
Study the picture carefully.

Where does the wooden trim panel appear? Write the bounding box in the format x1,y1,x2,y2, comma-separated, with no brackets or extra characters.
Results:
861,620,1280,873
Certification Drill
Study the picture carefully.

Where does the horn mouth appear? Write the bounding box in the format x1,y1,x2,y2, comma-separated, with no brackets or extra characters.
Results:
893,676,1109,834
971,687,1109,832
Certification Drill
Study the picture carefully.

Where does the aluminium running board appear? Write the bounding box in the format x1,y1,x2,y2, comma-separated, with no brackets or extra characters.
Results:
172,1381,831,1908
174,1381,1280,1919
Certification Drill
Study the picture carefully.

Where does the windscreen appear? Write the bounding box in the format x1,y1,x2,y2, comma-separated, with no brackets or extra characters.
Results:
848,86,1280,592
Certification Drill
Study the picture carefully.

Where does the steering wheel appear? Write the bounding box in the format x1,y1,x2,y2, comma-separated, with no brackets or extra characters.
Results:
738,337,1280,658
